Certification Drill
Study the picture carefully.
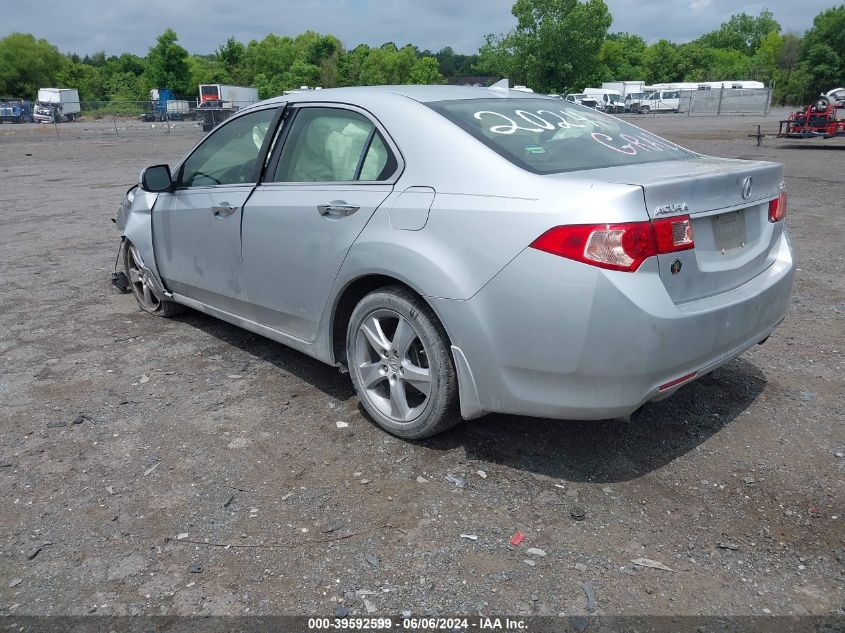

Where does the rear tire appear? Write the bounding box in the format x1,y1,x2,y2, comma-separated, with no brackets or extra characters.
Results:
124,241,183,318
346,285,460,439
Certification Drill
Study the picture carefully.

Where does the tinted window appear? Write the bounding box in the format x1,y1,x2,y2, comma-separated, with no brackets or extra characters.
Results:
428,98,692,174
180,108,277,187
273,108,395,182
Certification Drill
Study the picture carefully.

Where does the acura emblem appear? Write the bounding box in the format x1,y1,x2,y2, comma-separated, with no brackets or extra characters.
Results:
741,177,753,200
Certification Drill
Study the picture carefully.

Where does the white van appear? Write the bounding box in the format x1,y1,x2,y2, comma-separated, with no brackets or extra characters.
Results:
582,88,625,113
637,89,681,114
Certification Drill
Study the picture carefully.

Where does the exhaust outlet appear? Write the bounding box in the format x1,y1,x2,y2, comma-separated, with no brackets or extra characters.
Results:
615,405,645,423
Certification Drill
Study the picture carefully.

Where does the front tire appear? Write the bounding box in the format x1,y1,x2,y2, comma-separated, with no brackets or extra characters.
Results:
639,105,650,114
347,286,459,439
124,241,183,318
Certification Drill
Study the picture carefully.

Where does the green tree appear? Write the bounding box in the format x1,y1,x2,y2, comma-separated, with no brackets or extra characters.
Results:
83,51,108,67
477,0,612,92
643,39,681,83
782,66,813,104
593,32,646,82
799,5,845,95
299,32,343,67
697,10,781,56
676,43,718,81
774,33,802,102
216,37,246,83
320,52,341,87
145,29,191,95
709,48,751,80
284,59,322,90
338,44,371,86
436,47,458,76
409,57,444,84
55,62,100,102
90,53,148,101
356,43,418,85
187,55,231,89
0,33,66,97
476,33,520,81
241,34,297,86
748,31,783,86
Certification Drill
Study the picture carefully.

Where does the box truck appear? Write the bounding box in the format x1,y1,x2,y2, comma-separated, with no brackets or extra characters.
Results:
197,84,259,131
198,84,258,109
33,88,80,123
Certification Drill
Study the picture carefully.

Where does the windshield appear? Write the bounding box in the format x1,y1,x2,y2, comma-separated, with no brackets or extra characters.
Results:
428,98,693,174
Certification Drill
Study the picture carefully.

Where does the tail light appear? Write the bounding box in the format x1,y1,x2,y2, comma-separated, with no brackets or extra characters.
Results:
530,215,695,272
768,191,787,222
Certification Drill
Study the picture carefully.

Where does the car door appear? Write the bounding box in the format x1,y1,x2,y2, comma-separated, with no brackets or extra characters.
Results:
152,105,282,315
241,104,401,341
660,91,680,111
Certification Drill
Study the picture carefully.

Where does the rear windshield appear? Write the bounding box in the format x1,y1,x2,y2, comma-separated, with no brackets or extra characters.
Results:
428,98,692,174
201,85,218,97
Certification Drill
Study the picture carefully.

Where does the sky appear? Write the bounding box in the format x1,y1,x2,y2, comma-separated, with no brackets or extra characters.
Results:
3,0,840,57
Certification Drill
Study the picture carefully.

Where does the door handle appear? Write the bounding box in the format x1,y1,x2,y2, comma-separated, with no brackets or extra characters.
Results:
212,203,239,217
318,200,360,217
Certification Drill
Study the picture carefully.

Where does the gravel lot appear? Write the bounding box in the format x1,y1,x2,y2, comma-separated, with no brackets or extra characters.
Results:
0,109,843,619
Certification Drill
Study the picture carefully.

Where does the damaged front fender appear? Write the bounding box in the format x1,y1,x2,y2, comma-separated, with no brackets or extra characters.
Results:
116,185,167,294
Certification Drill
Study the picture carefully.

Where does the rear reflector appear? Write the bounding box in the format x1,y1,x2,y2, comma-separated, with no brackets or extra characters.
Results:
768,191,787,222
653,215,694,252
659,371,697,391
530,215,695,272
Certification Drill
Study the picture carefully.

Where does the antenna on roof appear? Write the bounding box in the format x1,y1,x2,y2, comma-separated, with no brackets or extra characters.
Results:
488,78,510,97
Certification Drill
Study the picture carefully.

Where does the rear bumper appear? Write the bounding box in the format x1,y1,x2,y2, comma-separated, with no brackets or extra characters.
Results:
432,230,795,420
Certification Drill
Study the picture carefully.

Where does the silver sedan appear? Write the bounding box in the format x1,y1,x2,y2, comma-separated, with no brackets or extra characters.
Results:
115,85,795,438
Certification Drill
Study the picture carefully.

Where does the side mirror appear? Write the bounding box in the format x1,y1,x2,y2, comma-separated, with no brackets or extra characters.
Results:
141,164,173,192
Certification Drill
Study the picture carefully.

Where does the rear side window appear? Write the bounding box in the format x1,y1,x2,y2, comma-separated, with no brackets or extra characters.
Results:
273,107,397,182
427,98,692,174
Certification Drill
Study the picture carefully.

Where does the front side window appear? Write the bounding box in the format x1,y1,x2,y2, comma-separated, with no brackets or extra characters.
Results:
180,107,277,187
428,97,692,174
273,107,396,182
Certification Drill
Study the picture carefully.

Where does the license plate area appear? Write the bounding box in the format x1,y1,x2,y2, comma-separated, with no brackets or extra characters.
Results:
713,210,746,252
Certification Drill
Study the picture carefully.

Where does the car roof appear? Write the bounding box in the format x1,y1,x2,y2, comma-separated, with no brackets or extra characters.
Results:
258,84,550,107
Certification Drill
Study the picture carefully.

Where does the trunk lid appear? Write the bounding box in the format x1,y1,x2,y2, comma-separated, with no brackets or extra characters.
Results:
583,157,785,303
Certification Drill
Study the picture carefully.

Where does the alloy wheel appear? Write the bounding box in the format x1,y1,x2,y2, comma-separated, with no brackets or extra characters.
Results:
126,245,162,312
353,309,432,423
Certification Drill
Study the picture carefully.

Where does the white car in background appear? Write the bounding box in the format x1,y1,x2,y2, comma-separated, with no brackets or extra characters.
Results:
564,93,599,108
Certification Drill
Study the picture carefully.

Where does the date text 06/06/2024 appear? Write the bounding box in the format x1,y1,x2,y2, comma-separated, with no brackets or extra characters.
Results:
306,616,528,630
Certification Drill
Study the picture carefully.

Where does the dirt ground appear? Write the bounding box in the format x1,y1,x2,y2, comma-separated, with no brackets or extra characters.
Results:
0,108,843,620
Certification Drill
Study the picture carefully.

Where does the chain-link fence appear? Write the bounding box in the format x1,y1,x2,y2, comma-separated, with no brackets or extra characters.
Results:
0,100,260,140
678,88,772,116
